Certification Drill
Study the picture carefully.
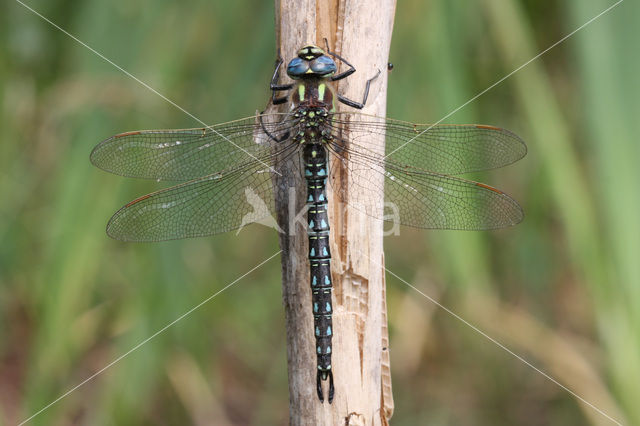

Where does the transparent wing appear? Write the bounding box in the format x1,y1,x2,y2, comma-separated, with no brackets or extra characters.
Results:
95,110,524,239
328,113,526,175
91,114,296,181
106,144,301,241
329,146,523,230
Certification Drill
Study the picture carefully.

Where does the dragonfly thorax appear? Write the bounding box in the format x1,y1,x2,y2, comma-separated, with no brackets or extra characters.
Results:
291,79,336,113
293,106,333,146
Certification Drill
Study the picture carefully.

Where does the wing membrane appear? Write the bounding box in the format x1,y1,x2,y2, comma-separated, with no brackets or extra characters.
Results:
329,113,526,175
106,144,301,241
329,148,523,230
95,110,525,238
91,114,296,181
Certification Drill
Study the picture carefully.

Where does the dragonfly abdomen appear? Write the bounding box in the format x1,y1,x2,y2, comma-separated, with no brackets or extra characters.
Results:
303,142,335,402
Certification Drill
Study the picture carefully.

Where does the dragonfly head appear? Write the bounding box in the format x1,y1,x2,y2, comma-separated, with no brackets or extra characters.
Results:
286,45,337,79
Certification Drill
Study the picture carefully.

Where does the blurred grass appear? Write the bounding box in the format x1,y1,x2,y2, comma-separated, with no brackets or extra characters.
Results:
1,0,638,425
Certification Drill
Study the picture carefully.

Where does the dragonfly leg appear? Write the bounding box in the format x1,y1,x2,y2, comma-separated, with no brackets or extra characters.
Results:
258,111,290,142
323,38,356,82
336,68,381,109
321,39,381,109
270,55,294,105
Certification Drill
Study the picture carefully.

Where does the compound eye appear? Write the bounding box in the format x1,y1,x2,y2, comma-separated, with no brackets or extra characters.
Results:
287,57,309,78
310,55,337,75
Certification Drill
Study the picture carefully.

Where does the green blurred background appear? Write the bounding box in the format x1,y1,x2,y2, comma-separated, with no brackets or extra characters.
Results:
1,0,638,424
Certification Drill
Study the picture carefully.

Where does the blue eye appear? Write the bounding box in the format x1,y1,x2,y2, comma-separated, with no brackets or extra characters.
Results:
287,58,308,78
310,56,337,75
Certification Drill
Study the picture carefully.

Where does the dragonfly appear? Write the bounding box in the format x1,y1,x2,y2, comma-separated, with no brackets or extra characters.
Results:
91,43,526,403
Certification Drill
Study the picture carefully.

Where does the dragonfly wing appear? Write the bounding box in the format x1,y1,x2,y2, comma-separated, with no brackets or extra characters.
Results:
105,147,300,241
91,113,296,181
329,113,526,175
383,168,523,230
330,153,523,230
